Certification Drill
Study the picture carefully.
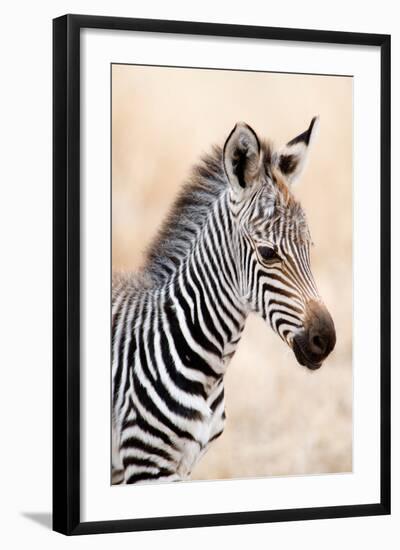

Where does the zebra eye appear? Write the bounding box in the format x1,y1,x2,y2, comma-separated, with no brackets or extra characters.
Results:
258,246,281,263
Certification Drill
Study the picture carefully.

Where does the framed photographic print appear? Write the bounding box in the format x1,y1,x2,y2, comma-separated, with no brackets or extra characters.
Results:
53,14,391,535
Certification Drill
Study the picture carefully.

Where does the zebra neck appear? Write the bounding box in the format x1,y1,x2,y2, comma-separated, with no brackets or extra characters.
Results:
163,195,248,376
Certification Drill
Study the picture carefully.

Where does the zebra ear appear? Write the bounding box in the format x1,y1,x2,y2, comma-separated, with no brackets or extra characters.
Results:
278,116,320,185
223,122,261,193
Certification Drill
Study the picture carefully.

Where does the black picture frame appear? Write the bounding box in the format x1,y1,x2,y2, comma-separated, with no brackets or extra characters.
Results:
53,14,391,536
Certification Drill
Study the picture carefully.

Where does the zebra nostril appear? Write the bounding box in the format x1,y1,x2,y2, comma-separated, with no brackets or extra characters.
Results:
311,334,325,354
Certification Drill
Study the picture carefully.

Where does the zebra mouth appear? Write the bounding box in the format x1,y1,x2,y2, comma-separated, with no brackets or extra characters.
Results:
292,338,322,370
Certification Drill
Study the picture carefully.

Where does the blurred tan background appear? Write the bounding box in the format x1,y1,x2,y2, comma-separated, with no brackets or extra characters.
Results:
112,64,353,480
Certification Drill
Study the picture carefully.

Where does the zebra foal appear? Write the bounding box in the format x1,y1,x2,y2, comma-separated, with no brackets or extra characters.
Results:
112,118,336,484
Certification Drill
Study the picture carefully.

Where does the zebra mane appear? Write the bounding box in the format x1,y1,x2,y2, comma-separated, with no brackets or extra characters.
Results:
143,145,228,284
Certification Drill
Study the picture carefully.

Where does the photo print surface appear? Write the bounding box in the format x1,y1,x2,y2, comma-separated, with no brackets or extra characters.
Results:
111,64,352,485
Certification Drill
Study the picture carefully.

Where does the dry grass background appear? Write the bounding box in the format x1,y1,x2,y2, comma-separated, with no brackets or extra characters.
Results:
112,64,353,480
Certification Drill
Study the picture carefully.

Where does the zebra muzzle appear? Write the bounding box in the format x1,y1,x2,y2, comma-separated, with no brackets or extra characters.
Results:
292,300,336,370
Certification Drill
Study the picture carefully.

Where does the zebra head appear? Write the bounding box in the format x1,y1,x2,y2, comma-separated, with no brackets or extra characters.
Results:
223,118,336,370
